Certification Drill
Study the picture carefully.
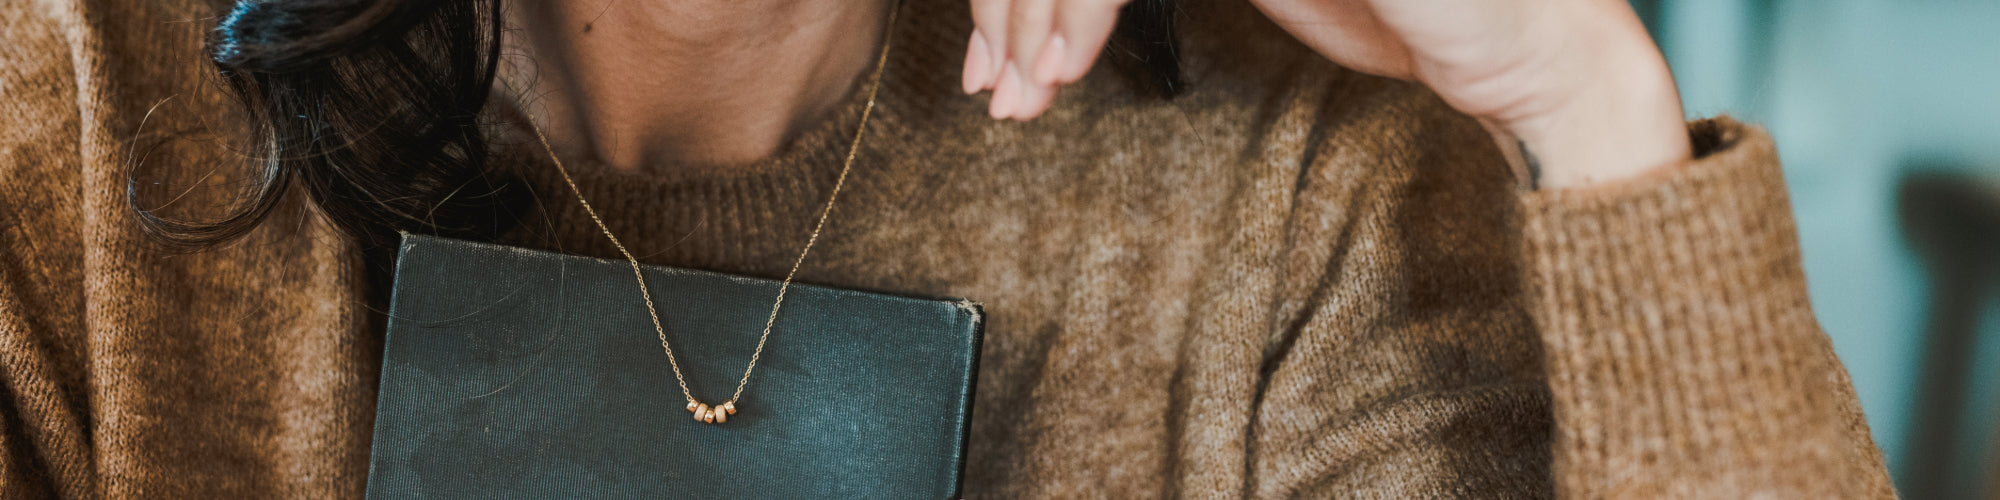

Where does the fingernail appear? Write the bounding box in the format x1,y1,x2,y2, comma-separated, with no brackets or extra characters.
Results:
990,65,1021,119
1013,81,1052,120
962,30,992,94
1009,78,1035,120
1060,37,1095,82
1032,35,1067,85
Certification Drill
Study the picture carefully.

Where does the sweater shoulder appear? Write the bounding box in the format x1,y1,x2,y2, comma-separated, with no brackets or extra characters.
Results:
1146,3,1525,332
1,1,86,185
1,0,277,304
1,0,225,208
1,2,89,292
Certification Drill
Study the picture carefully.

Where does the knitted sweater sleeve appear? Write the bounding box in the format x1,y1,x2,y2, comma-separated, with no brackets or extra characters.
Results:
1247,82,1895,496
1521,117,1896,497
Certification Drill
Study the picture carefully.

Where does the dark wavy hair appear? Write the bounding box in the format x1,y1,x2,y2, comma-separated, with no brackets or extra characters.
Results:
134,0,1183,249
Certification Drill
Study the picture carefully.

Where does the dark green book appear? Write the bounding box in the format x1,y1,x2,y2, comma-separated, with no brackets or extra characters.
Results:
366,234,983,498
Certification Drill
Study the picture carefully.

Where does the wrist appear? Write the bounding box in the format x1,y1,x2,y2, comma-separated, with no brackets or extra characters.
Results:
1501,26,1691,189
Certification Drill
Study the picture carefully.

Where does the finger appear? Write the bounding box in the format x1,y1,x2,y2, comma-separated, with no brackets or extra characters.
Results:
1010,79,1058,120
963,29,995,94
990,63,1024,118
1006,0,1057,82
1030,35,1069,87
1038,0,1124,84
969,0,1012,91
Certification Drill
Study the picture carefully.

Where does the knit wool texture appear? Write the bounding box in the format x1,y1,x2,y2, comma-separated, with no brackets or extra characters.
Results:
0,0,1896,497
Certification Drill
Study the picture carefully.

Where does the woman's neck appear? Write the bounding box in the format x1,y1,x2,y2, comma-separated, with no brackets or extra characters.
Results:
504,0,892,171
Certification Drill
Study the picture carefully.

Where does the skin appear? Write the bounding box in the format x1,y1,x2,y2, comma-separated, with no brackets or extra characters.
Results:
518,0,1690,189
505,0,892,171
967,0,1692,189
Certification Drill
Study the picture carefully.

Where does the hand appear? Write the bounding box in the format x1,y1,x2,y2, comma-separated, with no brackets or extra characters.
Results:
961,0,1693,189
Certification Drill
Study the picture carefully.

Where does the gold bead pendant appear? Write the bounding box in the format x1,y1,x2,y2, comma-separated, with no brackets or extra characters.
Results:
686,401,737,425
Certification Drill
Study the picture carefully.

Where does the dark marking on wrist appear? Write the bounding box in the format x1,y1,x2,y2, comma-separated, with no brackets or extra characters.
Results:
1519,140,1543,190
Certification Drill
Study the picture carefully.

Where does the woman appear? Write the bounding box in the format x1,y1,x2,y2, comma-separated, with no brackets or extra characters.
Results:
0,0,1894,497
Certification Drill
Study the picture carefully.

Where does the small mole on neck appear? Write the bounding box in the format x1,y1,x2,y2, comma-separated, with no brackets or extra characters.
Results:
583,23,594,33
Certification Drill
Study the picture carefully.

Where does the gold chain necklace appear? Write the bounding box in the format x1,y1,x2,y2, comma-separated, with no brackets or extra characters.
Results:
525,7,896,425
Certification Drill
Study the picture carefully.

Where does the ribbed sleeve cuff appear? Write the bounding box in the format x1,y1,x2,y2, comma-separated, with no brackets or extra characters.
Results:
1520,117,1892,496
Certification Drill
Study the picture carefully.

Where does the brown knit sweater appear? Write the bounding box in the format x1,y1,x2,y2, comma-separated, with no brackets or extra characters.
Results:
0,0,1896,497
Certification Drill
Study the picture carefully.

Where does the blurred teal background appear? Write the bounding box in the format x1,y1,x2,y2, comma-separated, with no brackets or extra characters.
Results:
1634,1,2000,497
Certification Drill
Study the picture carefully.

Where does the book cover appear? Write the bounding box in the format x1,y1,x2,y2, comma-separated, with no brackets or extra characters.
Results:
366,234,983,498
